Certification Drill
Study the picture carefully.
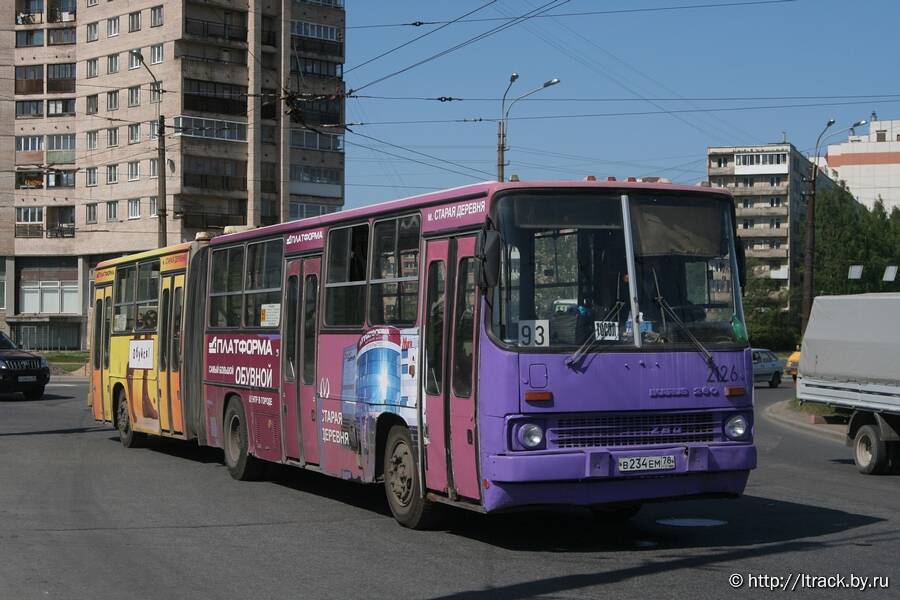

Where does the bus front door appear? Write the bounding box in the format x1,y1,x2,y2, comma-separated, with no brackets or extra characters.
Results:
157,273,186,436
422,236,481,501
91,285,113,421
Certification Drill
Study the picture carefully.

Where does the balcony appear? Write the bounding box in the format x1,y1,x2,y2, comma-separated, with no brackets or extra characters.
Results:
291,36,343,58
182,173,247,191
261,29,277,47
708,165,733,176
185,18,247,42
15,150,44,166
181,211,246,229
15,79,43,95
15,11,44,24
183,94,246,116
47,78,75,93
45,223,75,238
46,149,75,164
747,248,788,259
736,206,789,217
738,227,789,238
14,224,76,238
15,172,44,189
15,224,44,238
47,8,75,23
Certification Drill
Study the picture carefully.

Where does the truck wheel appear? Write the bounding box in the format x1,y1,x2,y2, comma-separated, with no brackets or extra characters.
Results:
23,386,45,400
223,398,264,481
384,425,441,529
115,390,144,448
768,372,781,388
854,425,889,475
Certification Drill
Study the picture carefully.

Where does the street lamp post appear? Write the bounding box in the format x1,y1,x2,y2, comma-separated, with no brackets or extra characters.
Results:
132,50,167,248
496,75,559,182
801,118,866,333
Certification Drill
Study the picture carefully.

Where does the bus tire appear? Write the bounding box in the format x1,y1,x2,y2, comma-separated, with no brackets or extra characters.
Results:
223,398,264,481
115,390,144,448
854,425,889,475
384,425,441,529
590,503,642,523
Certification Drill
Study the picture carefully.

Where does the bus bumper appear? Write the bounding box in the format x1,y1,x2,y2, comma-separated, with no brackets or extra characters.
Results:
481,444,755,512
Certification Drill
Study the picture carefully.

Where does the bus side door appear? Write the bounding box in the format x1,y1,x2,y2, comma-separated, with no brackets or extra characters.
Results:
298,257,321,465
91,285,113,422
281,259,303,461
157,273,186,436
421,236,481,500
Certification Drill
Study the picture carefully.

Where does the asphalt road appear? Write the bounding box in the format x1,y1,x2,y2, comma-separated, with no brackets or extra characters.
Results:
1,382,896,600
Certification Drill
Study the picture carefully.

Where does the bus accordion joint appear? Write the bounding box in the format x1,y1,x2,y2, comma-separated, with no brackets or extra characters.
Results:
524,390,553,403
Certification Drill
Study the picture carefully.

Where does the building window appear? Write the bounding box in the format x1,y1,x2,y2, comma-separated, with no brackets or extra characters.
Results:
148,120,159,139
107,164,118,184
86,130,98,150
290,20,340,41
47,133,75,154
107,127,119,147
151,6,163,27
86,167,98,187
47,98,76,116
86,94,98,114
128,161,140,181
290,165,342,185
771,218,782,229
17,29,44,48
128,198,141,219
150,81,162,104
107,53,119,74
173,116,248,142
128,123,140,144
150,43,163,64
128,86,140,107
742,220,752,229
86,203,98,224
289,128,344,152
149,158,158,178
129,49,141,69
15,172,44,190
108,16,119,37
87,22,99,42
149,196,158,216
15,135,43,152
47,170,76,188
875,130,886,142
770,197,782,207
15,100,43,119
128,11,141,32
106,201,118,221
291,56,344,79
86,58,98,78
87,0,97,6
107,90,118,111
183,79,248,116
16,207,44,223
48,28,76,45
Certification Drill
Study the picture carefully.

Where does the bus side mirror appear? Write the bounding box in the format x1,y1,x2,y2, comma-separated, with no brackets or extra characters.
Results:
736,237,746,290
475,229,501,288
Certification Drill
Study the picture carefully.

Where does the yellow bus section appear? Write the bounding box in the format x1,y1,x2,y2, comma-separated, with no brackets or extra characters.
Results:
91,243,191,440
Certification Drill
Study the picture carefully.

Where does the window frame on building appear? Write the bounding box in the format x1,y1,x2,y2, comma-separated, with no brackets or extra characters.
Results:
86,203,98,224
128,198,141,219
106,164,119,185
106,200,118,222
86,167,98,187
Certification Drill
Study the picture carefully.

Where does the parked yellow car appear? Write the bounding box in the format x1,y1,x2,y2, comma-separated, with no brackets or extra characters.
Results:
785,345,801,382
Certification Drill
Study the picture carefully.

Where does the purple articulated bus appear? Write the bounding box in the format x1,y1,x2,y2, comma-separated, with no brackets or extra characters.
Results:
143,179,756,528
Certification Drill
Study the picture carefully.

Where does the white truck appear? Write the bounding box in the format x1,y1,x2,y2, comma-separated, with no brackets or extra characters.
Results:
797,293,900,474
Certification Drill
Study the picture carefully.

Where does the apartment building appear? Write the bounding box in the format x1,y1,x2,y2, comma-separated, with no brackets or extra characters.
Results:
707,143,833,302
5,0,346,349
825,114,900,211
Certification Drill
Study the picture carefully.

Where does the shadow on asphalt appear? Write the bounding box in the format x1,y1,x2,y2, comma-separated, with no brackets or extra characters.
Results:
0,393,75,402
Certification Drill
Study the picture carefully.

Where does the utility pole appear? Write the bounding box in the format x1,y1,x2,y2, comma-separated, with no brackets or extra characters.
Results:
496,120,506,182
801,118,834,334
157,115,167,248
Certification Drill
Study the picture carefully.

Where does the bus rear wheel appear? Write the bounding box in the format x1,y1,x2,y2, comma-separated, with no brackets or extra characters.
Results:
223,398,264,481
384,425,441,529
115,391,144,448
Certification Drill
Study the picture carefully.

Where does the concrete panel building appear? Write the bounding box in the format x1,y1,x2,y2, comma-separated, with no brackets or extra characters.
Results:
707,143,833,303
825,115,900,211
5,0,346,349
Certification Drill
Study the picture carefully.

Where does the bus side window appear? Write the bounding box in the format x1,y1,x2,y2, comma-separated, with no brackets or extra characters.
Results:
103,297,112,368
325,224,369,326
302,274,318,384
159,288,170,371
93,298,102,367
424,261,445,395
369,215,420,327
452,258,476,398
244,239,283,328
284,275,299,381
209,246,244,328
172,287,183,372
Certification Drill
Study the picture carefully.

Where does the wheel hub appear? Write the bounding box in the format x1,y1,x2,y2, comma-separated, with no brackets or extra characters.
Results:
388,441,414,507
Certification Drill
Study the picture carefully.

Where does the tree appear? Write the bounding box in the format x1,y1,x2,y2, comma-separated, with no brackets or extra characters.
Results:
742,258,799,350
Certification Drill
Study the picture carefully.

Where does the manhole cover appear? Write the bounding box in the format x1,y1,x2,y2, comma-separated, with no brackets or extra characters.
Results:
656,518,727,527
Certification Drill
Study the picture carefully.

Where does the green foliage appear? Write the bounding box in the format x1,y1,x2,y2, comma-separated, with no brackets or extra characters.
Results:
742,258,800,350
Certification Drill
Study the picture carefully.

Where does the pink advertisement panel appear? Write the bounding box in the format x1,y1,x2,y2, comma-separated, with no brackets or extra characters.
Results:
205,333,281,389
284,228,326,254
421,197,488,233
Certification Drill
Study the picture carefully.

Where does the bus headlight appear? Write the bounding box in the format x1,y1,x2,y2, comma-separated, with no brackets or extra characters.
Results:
724,414,749,440
518,423,545,449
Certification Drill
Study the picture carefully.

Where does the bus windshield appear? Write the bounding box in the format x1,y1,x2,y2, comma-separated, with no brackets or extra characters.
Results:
490,191,746,350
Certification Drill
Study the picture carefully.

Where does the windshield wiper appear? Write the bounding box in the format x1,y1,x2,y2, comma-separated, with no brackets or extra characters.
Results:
651,268,715,366
565,300,626,368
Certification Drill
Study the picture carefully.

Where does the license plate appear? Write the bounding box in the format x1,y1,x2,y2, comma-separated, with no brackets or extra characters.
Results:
618,455,676,472
18,376,37,383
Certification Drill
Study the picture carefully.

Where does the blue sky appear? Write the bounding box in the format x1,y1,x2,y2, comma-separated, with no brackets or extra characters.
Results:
341,0,900,208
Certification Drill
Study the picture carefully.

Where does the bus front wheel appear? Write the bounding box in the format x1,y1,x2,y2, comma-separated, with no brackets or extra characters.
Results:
223,398,265,481
384,425,441,529
115,391,144,448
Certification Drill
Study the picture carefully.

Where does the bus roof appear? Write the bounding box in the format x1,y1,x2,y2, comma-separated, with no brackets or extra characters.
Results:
96,242,192,270
210,180,730,246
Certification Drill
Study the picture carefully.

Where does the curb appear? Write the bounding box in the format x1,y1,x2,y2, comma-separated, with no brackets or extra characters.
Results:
50,376,90,383
763,400,846,443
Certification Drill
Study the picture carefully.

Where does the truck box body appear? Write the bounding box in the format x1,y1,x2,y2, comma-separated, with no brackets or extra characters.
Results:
798,293,900,414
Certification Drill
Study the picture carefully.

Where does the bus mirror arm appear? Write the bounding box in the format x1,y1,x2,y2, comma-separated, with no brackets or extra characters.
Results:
475,229,502,288
736,237,747,290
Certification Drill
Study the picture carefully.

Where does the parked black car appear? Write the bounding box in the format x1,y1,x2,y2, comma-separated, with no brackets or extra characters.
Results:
0,331,50,400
